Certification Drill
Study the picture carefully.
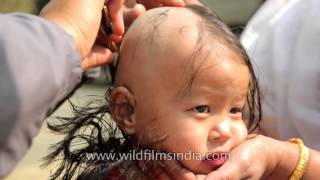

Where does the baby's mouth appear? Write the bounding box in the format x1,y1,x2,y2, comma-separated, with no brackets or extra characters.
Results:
203,152,227,170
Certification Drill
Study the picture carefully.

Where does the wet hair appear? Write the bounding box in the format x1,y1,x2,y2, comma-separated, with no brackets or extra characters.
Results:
43,4,261,180
183,5,261,132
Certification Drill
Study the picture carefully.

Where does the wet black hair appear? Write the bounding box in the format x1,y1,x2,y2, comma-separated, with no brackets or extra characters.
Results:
43,4,261,180
184,5,261,132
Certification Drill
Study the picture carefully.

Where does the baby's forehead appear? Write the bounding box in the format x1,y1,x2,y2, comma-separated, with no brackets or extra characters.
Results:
135,7,200,30
121,7,220,66
123,7,201,52
116,6,240,93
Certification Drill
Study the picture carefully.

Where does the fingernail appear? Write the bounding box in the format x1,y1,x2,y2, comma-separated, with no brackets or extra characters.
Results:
111,34,122,42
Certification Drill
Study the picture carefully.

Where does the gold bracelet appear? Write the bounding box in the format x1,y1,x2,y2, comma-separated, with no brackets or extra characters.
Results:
288,138,310,180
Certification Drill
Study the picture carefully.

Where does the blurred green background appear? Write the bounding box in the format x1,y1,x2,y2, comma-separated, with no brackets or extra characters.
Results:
0,0,47,14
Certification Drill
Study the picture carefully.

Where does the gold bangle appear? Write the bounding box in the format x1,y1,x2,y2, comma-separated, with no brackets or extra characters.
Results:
288,138,310,180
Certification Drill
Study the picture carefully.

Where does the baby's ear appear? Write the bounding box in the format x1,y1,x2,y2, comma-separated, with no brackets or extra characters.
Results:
110,86,136,135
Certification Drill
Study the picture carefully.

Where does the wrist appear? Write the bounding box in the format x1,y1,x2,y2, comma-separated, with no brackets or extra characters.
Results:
39,0,103,58
40,12,83,55
267,140,300,179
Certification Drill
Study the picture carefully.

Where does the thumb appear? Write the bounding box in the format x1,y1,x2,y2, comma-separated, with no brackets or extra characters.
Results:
81,45,113,70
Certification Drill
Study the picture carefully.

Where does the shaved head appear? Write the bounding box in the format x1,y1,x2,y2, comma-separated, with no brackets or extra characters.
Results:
116,7,201,88
113,5,249,137
115,6,244,104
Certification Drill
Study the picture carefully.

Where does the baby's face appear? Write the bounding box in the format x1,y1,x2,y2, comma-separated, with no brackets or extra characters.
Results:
133,51,249,174
115,7,249,174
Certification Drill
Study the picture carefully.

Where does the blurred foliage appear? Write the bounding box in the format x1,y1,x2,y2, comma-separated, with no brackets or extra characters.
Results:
0,0,49,14
0,0,36,13
202,0,259,25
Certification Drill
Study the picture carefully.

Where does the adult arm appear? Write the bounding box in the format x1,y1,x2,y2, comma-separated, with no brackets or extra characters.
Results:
0,0,126,177
0,13,81,177
40,0,124,69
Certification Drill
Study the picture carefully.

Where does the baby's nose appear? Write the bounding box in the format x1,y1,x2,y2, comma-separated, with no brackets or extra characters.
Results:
208,119,232,143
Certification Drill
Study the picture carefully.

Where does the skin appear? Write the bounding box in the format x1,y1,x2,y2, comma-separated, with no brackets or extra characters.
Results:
112,7,250,174
205,135,320,180
39,0,192,70
40,0,125,70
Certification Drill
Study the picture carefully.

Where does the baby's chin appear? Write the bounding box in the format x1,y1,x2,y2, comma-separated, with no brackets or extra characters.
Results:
180,159,219,175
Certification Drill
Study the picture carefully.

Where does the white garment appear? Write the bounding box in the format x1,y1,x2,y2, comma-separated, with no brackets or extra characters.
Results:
241,0,320,149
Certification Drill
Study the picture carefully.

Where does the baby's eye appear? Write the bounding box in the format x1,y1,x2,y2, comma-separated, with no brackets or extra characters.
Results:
192,105,210,114
230,107,243,114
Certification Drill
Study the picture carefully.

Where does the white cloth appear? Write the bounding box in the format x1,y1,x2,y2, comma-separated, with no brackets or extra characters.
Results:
241,0,320,149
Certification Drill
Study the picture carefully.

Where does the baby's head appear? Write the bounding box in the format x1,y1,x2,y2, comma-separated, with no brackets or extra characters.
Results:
45,5,261,179
110,5,261,174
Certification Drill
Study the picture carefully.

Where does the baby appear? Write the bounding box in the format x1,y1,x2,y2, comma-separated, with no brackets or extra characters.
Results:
44,5,261,180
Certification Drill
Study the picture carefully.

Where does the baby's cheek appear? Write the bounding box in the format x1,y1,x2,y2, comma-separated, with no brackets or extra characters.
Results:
164,126,206,153
232,122,248,146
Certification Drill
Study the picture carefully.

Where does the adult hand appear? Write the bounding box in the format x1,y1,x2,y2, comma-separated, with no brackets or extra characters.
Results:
40,0,125,70
123,3,146,31
205,134,320,180
204,135,282,180
140,135,292,180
